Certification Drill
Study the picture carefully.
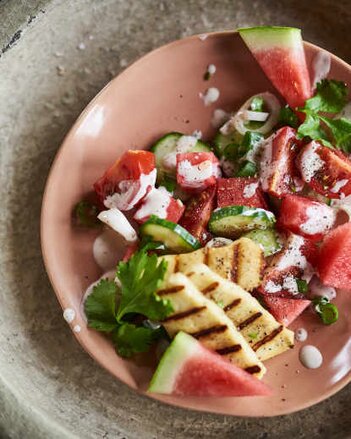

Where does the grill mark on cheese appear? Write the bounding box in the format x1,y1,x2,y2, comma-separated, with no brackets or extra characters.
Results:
203,249,209,266
191,324,228,339
231,244,239,283
201,282,220,295
216,344,242,355
237,312,263,330
252,325,284,351
163,306,206,322
157,285,184,296
174,255,180,273
245,365,261,374
223,298,241,312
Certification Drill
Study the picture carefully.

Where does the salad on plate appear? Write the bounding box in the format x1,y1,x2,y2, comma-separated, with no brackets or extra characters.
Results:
74,26,351,397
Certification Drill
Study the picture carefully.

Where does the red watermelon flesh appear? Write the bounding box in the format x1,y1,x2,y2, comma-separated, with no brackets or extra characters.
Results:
318,222,351,289
217,177,268,209
148,332,272,397
263,295,311,326
239,27,312,109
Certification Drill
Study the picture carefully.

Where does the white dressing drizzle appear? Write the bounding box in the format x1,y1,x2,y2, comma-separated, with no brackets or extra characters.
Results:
299,345,323,369
299,142,325,183
295,328,308,342
330,179,348,193
243,182,259,198
200,87,220,106
134,187,176,221
309,275,336,300
211,108,230,128
178,159,213,186
63,308,76,323
300,204,336,235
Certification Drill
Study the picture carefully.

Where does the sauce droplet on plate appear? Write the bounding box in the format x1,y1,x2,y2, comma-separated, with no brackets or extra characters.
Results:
295,328,308,342
299,345,323,369
63,308,76,323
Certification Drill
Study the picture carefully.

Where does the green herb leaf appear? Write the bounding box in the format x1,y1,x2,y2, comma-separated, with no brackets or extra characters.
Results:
297,111,330,144
236,160,257,177
303,79,347,113
74,200,101,228
248,332,258,340
278,106,299,128
112,323,160,357
159,176,176,193
239,131,264,156
84,279,118,332
250,96,264,112
116,248,173,321
320,116,351,153
296,279,308,294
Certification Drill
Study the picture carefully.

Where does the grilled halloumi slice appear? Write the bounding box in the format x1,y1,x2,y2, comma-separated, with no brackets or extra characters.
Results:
158,272,266,379
160,237,264,292
184,264,295,361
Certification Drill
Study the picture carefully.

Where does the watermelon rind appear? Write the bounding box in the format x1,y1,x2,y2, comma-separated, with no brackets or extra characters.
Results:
148,332,198,394
238,26,302,51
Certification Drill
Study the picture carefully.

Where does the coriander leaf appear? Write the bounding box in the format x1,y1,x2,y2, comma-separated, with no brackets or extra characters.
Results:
84,279,118,332
116,248,173,321
278,106,299,128
296,279,308,294
320,116,351,153
297,111,332,146
112,323,159,357
303,79,347,113
74,200,101,228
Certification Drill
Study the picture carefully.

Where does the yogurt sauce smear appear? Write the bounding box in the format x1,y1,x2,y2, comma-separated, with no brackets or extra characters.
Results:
295,328,308,342
312,51,331,89
299,345,323,369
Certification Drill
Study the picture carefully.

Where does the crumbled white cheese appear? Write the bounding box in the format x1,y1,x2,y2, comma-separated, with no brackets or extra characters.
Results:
104,169,156,211
200,87,220,106
300,204,336,235
134,187,177,221
211,108,230,128
299,141,325,183
243,182,259,198
331,179,348,193
98,208,138,242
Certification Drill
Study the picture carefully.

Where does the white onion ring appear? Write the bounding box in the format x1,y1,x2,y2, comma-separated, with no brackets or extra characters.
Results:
220,92,281,136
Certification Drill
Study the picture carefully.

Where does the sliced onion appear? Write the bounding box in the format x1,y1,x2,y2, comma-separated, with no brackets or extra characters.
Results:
244,110,269,122
220,92,281,136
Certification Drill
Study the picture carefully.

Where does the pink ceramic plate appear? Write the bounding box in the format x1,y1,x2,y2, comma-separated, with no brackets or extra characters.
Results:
41,31,351,417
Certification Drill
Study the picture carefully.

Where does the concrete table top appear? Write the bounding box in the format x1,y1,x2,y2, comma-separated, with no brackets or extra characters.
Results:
0,1,350,437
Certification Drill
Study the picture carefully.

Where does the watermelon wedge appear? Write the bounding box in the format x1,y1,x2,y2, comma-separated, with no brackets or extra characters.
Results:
239,26,312,109
148,332,272,397
262,295,311,326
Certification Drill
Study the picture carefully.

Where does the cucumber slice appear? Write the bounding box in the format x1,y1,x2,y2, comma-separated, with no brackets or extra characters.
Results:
243,229,282,256
151,132,211,181
208,206,276,238
140,215,201,253
213,130,243,158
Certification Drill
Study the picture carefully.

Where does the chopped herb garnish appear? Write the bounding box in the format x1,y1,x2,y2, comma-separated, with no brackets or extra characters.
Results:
204,71,211,81
216,300,225,309
278,106,299,128
159,176,176,193
248,332,258,340
250,96,264,112
296,279,308,294
85,247,173,357
313,296,339,325
297,79,351,152
74,200,101,228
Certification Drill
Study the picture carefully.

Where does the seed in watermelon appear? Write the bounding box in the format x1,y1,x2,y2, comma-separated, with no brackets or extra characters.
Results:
148,332,272,397
262,295,311,326
318,222,351,290
239,26,312,109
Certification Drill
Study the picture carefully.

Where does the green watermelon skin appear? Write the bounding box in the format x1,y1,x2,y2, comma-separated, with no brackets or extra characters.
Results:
239,26,312,109
148,332,272,397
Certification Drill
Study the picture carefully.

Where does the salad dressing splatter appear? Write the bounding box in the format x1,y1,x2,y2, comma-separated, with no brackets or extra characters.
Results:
299,345,323,369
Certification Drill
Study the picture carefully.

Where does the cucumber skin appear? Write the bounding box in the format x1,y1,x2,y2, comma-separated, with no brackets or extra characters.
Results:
209,206,276,238
140,216,201,253
243,229,282,256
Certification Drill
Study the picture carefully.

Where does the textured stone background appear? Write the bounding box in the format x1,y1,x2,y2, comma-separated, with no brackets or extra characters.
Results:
0,0,350,438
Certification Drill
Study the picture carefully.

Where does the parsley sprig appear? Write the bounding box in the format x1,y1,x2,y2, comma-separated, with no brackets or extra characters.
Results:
297,79,351,152
84,246,172,357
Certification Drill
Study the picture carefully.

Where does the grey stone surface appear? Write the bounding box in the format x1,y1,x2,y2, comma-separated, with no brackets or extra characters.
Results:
0,0,350,438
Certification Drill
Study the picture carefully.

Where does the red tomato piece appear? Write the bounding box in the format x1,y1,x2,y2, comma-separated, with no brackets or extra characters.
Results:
133,187,184,224
176,152,220,191
296,141,351,199
317,222,351,289
260,126,302,198
93,150,156,210
278,194,336,241
262,295,311,326
179,184,216,245
217,177,268,209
